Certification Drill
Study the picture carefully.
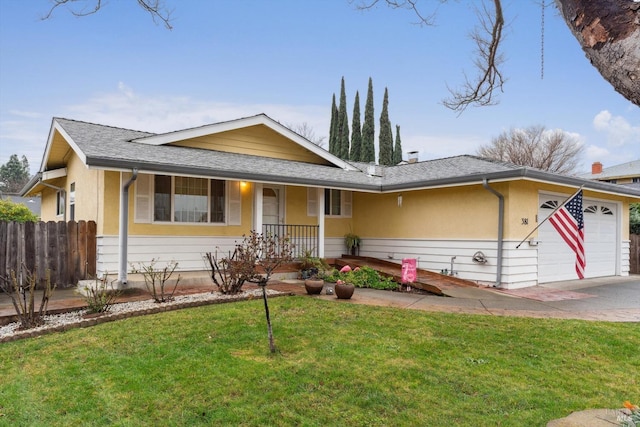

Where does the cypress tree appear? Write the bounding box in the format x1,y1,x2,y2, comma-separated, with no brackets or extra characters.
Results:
378,87,393,166
361,77,375,163
337,77,350,160
393,124,403,165
350,91,362,162
329,94,338,155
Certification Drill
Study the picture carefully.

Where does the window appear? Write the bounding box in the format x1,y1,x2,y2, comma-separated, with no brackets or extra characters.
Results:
56,190,66,216
69,182,76,221
153,175,226,223
584,205,597,214
540,200,558,209
325,189,341,216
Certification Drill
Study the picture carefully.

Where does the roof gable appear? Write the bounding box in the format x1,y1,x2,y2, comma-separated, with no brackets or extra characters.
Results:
130,114,357,170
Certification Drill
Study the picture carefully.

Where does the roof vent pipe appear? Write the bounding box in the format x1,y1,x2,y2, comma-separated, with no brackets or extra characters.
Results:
482,178,504,287
118,169,138,286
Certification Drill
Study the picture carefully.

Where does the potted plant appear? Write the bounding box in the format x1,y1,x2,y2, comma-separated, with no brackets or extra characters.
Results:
334,279,355,299
344,232,361,256
299,250,329,295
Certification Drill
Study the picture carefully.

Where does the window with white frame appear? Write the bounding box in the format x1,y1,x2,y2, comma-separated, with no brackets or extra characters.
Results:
56,190,66,216
325,189,341,216
69,182,76,221
308,188,351,217
153,175,226,223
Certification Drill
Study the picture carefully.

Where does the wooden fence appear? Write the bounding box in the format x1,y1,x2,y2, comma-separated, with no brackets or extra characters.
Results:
0,221,97,288
631,234,639,275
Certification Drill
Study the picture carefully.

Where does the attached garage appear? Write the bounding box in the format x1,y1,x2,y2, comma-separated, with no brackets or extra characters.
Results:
537,193,618,283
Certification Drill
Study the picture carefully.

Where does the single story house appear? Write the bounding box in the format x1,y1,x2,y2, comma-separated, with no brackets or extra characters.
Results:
22,114,640,289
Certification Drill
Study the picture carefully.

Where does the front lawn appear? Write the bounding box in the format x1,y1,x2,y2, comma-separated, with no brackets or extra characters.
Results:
0,296,638,426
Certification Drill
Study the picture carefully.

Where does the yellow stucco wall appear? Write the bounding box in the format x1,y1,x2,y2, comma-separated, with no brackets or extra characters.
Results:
352,185,501,240
171,125,333,165
285,186,315,225
66,153,100,223
39,184,60,221
101,171,121,235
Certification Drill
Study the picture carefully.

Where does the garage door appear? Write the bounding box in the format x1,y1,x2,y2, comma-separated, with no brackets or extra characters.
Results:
537,194,617,283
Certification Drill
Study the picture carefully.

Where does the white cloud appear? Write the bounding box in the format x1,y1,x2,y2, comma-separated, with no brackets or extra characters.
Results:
592,109,640,147
62,84,330,138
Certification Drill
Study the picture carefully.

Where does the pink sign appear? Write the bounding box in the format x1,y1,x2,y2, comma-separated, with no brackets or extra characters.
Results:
401,258,417,283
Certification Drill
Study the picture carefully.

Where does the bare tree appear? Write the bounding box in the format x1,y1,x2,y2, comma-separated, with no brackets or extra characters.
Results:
355,0,640,110
287,122,327,148
477,125,583,174
43,0,173,29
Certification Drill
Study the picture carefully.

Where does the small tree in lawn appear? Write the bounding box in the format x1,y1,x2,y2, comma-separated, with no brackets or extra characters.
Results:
244,231,294,354
208,231,293,353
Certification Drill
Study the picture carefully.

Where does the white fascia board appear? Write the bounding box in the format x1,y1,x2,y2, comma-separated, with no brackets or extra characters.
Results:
130,115,266,145
39,120,59,172
42,168,67,180
40,120,88,172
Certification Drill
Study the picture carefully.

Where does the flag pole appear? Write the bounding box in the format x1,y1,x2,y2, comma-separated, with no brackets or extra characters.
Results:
515,186,584,249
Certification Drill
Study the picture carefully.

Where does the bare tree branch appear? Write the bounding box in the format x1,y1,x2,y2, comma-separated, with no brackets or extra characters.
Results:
43,0,173,30
442,0,505,112
351,0,438,26
477,125,583,174
287,122,327,148
354,0,506,113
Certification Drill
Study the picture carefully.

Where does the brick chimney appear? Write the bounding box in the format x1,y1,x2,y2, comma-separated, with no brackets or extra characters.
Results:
592,162,603,174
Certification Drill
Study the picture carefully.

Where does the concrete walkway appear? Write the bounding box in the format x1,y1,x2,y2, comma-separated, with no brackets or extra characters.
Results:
310,275,640,322
1,274,639,323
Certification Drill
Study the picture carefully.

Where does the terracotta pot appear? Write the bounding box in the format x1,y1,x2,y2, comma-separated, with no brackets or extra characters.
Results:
304,279,324,295
334,283,355,299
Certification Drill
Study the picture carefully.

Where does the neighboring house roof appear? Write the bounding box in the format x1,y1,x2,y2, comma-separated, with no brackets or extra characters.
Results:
579,159,640,190
580,159,640,181
22,116,640,198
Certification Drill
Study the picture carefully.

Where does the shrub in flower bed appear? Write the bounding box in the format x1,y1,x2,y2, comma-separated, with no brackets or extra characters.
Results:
322,266,398,290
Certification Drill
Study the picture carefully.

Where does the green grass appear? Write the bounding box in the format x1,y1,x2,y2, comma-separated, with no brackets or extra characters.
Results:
0,296,638,426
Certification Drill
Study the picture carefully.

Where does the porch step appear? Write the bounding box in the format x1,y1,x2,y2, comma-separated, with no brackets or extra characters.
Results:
335,255,478,296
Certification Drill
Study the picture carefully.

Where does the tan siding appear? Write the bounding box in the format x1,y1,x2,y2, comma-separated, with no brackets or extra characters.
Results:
170,125,333,165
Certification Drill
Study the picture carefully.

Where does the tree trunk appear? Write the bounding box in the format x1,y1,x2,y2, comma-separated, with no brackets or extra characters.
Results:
555,0,640,106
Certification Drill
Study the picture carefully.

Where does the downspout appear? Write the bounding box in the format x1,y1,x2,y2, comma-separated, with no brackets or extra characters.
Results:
482,179,504,287
118,169,138,286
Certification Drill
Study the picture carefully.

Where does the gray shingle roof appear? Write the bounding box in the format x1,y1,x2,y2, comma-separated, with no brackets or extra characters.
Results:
579,160,640,180
49,118,640,197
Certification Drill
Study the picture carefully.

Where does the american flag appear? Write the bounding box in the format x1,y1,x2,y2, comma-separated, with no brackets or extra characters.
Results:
549,190,586,279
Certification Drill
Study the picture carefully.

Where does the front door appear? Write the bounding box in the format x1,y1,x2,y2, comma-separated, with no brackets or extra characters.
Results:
262,186,283,225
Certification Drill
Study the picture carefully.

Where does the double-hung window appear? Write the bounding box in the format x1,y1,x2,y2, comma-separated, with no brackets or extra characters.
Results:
153,175,226,223
324,189,342,216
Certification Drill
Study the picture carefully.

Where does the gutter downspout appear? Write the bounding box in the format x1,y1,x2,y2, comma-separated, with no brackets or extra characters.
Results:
118,169,138,286
39,175,67,222
482,179,504,287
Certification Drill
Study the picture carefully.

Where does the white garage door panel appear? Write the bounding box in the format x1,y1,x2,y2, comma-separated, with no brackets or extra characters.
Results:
538,195,617,283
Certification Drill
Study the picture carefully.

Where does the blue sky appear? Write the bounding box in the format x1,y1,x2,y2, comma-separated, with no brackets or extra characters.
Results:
1,0,638,176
